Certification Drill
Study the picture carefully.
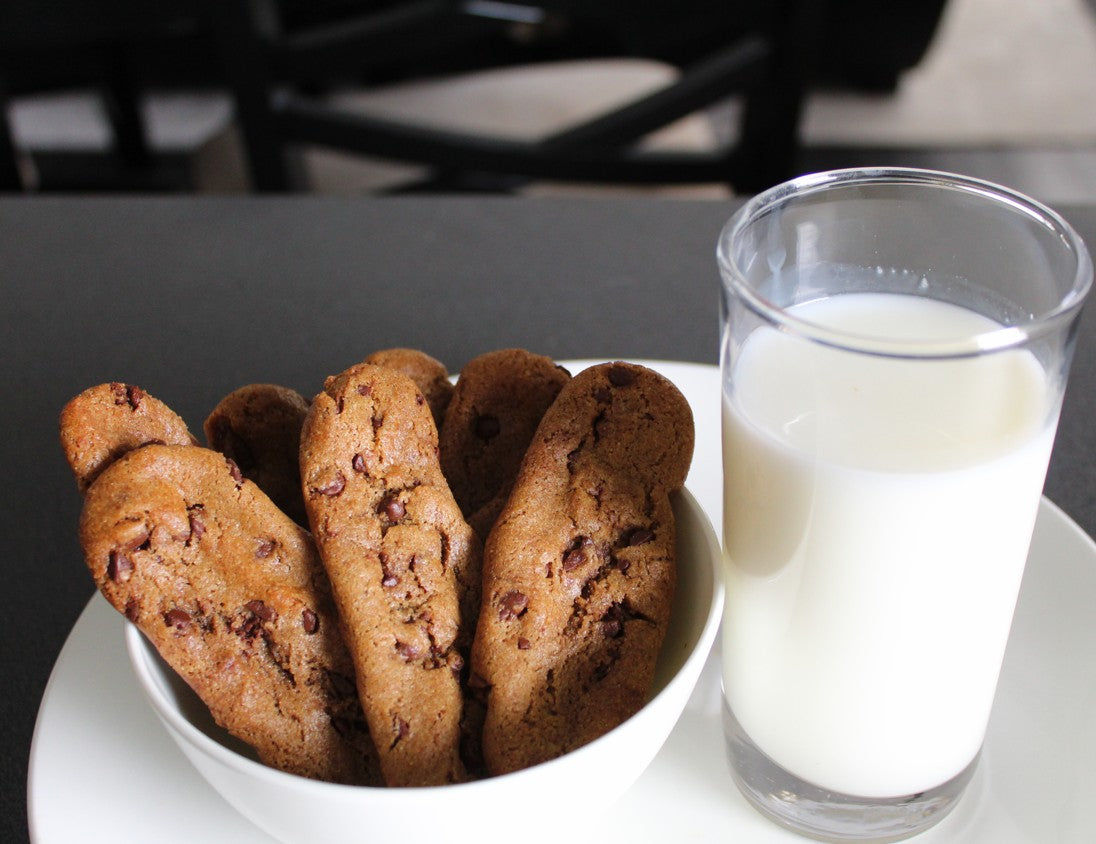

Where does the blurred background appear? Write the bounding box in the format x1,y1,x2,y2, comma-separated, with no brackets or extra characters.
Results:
2,0,1095,203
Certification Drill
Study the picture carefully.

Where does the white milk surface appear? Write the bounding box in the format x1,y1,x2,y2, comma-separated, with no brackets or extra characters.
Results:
722,293,1056,798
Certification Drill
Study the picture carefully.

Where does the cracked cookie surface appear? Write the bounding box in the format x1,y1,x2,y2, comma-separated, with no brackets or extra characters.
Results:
471,362,694,775
79,443,380,785
300,363,482,786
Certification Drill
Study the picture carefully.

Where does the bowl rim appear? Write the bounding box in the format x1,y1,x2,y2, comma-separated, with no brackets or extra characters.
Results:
124,486,724,797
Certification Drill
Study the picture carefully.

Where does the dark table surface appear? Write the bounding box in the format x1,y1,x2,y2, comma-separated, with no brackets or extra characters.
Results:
4,196,1095,844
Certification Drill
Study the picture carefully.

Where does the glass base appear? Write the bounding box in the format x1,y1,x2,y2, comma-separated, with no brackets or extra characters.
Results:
723,698,977,843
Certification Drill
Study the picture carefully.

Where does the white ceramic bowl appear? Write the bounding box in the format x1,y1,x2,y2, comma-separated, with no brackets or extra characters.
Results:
126,488,723,844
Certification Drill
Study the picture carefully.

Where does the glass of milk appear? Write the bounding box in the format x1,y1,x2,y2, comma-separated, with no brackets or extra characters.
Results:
717,168,1091,841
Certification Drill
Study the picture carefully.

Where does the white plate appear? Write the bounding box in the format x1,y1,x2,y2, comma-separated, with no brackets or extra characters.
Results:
28,361,1096,843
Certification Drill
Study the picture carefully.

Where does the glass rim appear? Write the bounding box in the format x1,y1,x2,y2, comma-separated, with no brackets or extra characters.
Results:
717,167,1094,359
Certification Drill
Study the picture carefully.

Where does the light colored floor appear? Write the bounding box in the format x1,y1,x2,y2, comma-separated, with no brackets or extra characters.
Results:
803,0,1096,148
7,0,1096,202
796,0,1096,204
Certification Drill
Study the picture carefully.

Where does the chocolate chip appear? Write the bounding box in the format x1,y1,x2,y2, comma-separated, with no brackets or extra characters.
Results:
380,552,399,587
381,495,405,522
245,599,275,621
232,611,263,640
562,548,585,570
517,637,531,650
601,602,631,638
395,641,420,662
474,414,500,440
163,608,191,632
562,536,593,571
429,641,449,664
119,524,151,552
187,509,206,544
124,598,140,622
351,453,367,473
356,383,372,397
626,527,655,546
314,473,346,497
255,538,276,558
498,590,528,621
225,457,244,486
109,383,143,409
106,550,134,583
607,365,636,386
393,717,411,744
302,608,319,634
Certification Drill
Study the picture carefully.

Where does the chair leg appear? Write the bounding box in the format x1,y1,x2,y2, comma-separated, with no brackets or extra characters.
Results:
205,0,296,191
102,50,152,166
0,86,25,191
734,0,824,193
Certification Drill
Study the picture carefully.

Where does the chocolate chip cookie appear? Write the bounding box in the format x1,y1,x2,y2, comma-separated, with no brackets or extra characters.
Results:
471,362,694,775
364,348,453,430
59,382,196,492
204,383,310,525
439,349,570,540
80,443,381,785
299,363,482,786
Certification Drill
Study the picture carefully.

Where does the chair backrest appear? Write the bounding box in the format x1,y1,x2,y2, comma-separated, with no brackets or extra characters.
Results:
206,0,817,192
0,0,215,191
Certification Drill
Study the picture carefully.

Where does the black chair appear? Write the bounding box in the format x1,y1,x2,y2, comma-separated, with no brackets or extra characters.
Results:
0,0,216,191
205,0,824,193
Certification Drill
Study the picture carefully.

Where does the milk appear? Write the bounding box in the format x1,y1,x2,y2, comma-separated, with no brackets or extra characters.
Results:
721,292,1057,798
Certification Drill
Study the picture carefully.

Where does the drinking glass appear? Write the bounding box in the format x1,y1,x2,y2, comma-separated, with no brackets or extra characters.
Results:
717,168,1091,841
